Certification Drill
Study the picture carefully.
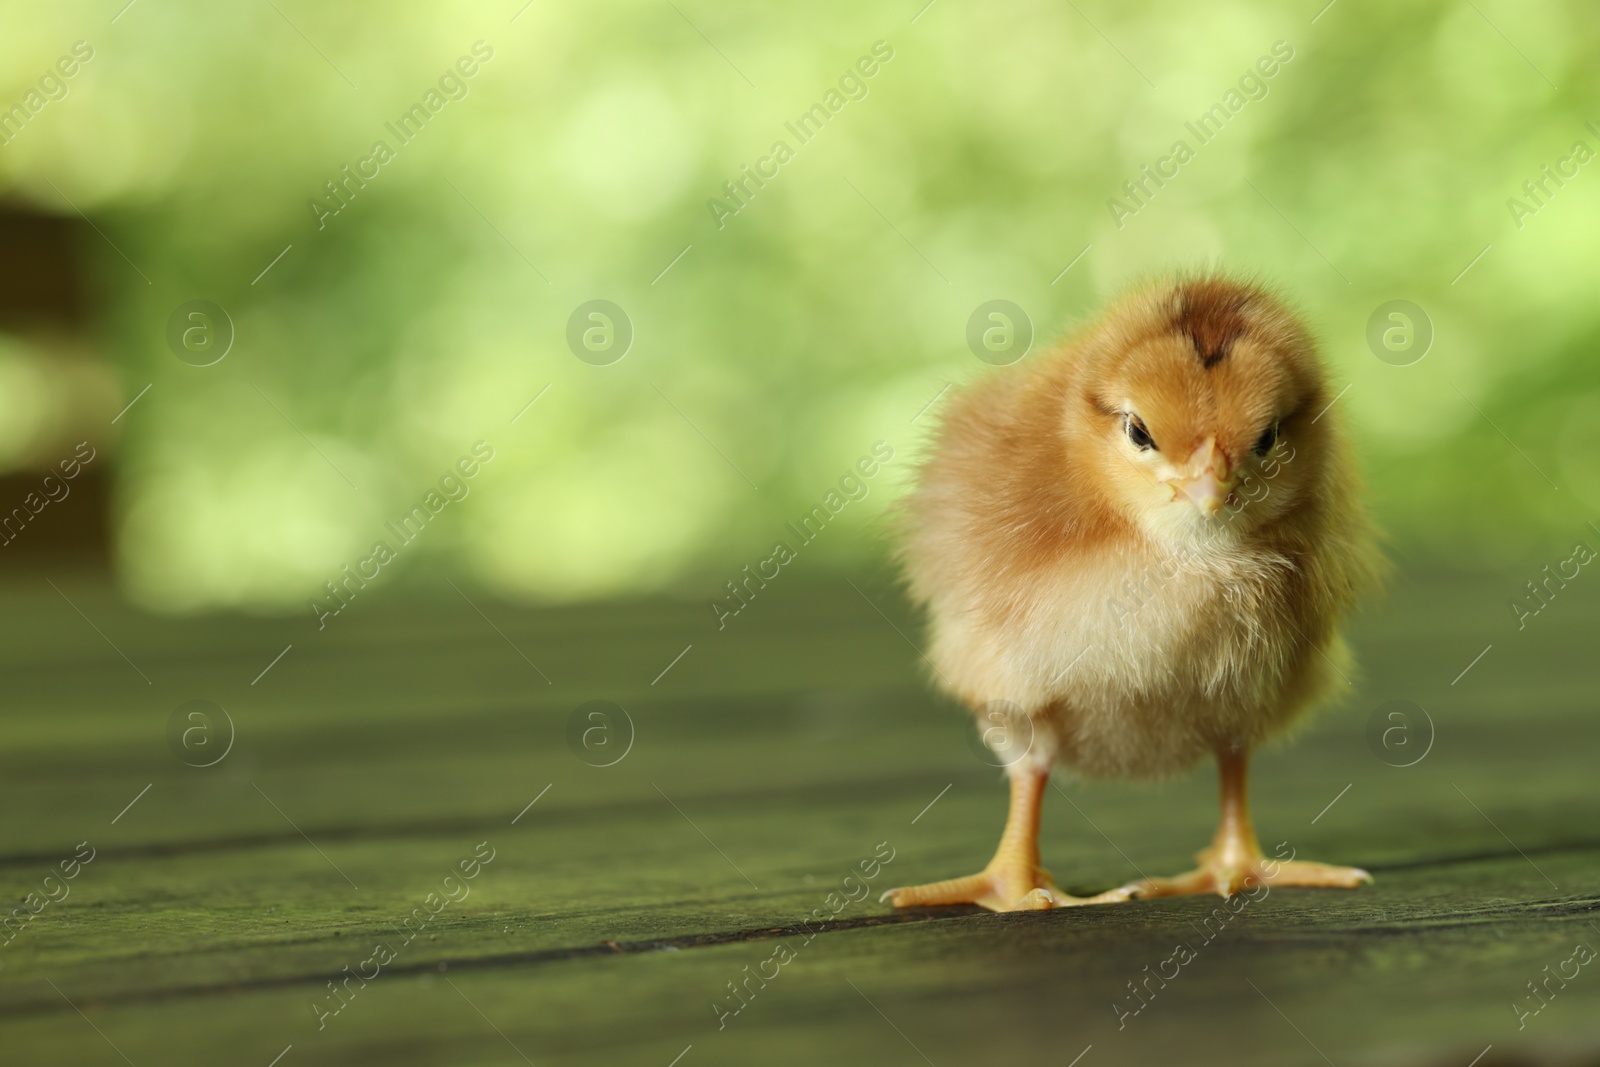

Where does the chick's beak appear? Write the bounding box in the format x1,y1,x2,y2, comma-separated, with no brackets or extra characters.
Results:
1168,437,1233,517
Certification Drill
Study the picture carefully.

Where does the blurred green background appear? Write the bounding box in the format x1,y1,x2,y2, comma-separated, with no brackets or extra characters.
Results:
0,0,1594,615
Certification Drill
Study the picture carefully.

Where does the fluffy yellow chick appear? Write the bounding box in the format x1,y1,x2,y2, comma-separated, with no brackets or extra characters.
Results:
883,275,1382,912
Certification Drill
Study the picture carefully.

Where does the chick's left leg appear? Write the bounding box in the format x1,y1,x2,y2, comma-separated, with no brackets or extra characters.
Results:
882,768,1133,912
1127,749,1371,899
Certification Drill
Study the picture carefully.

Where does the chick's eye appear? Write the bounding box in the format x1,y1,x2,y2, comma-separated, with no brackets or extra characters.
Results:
1254,422,1279,456
1124,416,1155,452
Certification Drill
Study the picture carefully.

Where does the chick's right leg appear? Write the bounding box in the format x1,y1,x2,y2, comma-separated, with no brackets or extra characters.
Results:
882,767,1133,912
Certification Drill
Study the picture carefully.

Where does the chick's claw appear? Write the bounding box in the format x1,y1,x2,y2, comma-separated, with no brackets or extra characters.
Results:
1263,859,1372,889
880,866,1042,912
880,870,1000,909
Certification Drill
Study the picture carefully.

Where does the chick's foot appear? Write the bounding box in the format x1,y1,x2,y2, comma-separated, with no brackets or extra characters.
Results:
880,768,1134,912
1126,750,1370,899
1126,855,1371,899
882,861,1133,912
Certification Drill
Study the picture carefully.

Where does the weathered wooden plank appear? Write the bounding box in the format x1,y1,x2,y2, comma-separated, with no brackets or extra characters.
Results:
0,567,1596,1065
6,850,1598,1065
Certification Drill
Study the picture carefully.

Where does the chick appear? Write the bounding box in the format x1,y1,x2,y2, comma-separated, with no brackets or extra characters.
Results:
883,275,1382,912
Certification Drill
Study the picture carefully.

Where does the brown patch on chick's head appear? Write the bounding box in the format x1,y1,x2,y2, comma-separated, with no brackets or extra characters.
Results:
1174,277,1252,369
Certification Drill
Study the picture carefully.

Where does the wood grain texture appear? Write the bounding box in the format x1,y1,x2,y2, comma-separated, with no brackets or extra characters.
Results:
1,566,1596,1066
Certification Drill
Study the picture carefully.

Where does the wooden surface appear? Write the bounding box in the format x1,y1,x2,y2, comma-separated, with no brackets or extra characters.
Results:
2,564,1598,1066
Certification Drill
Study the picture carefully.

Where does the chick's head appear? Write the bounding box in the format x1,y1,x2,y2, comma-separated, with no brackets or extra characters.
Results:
1069,276,1333,547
